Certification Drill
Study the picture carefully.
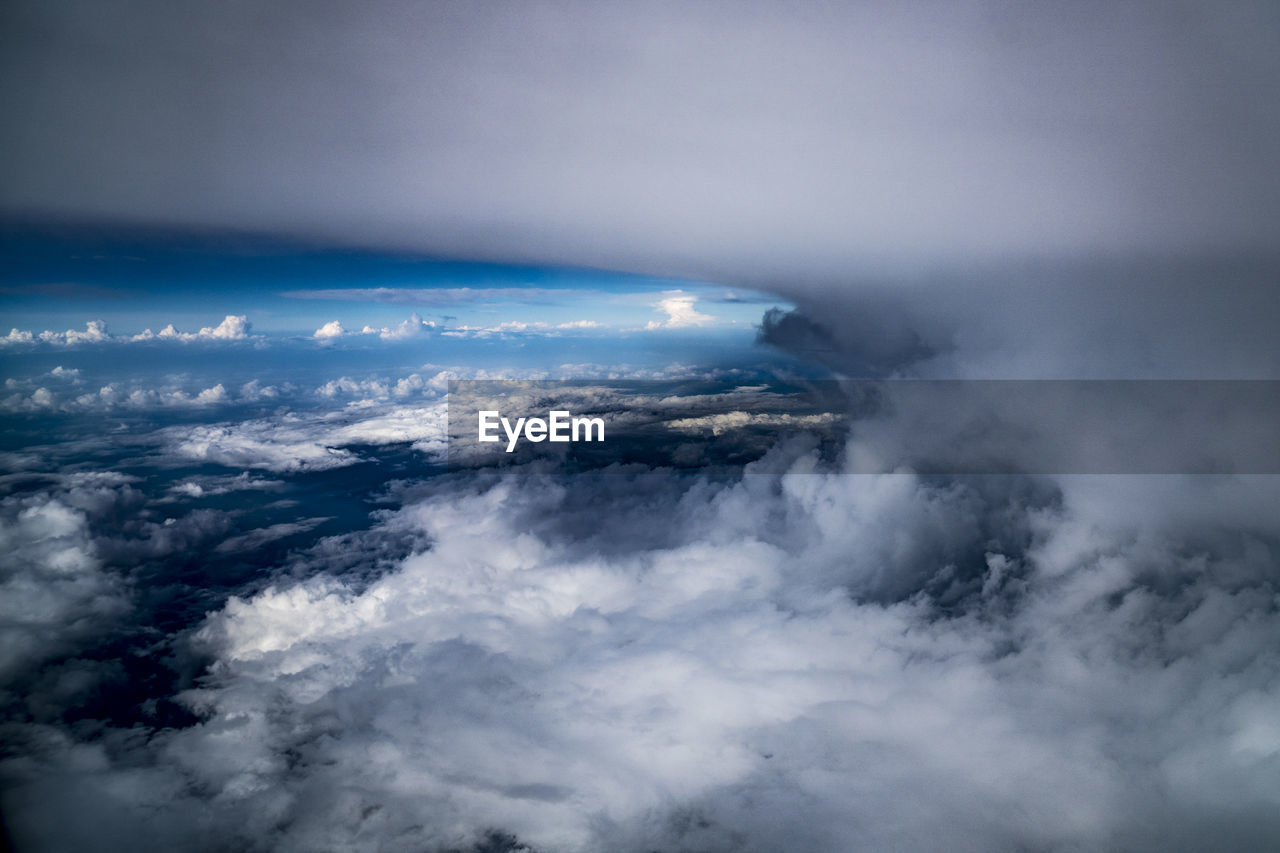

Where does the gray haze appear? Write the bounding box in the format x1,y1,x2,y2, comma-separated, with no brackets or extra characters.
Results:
4,0,1279,280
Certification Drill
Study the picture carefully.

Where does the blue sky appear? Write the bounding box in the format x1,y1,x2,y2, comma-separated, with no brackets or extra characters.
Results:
0,222,782,340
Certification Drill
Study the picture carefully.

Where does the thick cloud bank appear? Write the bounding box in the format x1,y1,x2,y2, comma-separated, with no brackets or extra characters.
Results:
4,1,1278,273
5,443,1279,851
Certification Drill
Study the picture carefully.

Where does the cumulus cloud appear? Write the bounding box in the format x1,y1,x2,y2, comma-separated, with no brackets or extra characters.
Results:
1,316,255,347
133,315,252,342
238,379,282,401
315,371,447,401
362,313,436,341
0,473,147,689
2,382,251,414
6,447,1278,851
193,384,230,405
645,291,715,330
0,496,128,686
3,329,36,345
313,320,346,340
0,320,116,347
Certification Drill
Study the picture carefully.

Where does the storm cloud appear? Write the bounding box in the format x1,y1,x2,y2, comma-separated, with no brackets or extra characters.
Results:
4,1,1278,276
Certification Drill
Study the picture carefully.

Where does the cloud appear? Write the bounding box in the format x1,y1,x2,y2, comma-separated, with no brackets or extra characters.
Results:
4,2,1278,277
17,320,112,346
164,422,361,474
166,473,285,501
666,411,841,436
238,379,282,401
315,371,447,401
444,319,605,338
2,4,1279,843
757,259,1280,380
1,316,255,347
2,329,35,345
159,401,448,472
313,320,346,340
0,479,137,686
132,315,252,342
5,451,1277,851
193,384,230,405
362,313,436,341
286,287,593,306
757,305,934,377
2,381,251,414
213,518,332,554
645,291,715,330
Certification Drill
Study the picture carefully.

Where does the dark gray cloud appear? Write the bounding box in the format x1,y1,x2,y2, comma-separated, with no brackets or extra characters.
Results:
760,256,1280,378
6,2,1277,383
3,0,1277,277
758,305,934,376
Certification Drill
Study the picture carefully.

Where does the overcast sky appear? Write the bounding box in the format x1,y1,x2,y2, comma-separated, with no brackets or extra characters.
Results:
4,0,1279,283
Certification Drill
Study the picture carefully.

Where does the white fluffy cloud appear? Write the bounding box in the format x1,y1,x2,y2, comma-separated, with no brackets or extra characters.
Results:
645,291,716,330
7,446,1277,851
363,313,436,341
313,320,346,340
6,320,114,346
1,316,254,347
0,476,136,687
2,328,36,345
161,401,449,472
190,465,1280,851
1,382,247,414
133,315,251,342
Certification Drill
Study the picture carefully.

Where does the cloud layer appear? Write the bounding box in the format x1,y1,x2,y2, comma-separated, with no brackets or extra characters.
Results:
2,316,253,348
4,1,1277,278
5,440,1279,851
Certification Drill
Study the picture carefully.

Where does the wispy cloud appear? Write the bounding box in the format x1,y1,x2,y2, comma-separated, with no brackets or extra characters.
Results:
442,319,604,338
283,287,594,306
